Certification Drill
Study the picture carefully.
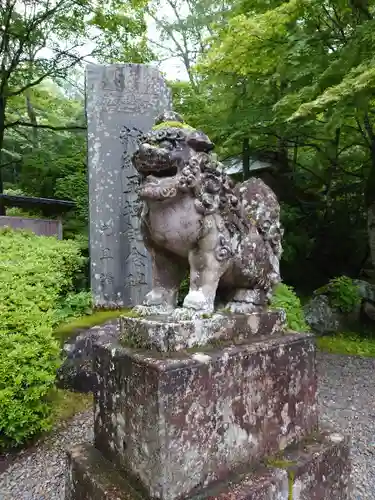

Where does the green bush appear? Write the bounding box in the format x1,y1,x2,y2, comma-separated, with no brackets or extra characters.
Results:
315,275,361,313
0,227,84,448
271,283,310,332
53,291,93,326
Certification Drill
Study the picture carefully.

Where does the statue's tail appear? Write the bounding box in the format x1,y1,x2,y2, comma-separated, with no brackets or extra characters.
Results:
236,177,283,259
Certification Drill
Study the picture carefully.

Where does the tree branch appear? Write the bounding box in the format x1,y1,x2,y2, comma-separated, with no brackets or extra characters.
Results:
5,49,90,98
5,121,86,131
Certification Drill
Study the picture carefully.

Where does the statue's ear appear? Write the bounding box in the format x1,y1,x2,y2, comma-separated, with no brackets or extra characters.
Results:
186,130,215,152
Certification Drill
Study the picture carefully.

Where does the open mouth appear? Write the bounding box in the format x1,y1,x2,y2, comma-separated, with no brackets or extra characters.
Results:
132,143,178,179
141,165,178,179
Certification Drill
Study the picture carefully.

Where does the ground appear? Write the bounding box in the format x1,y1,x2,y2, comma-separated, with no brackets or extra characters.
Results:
0,352,374,499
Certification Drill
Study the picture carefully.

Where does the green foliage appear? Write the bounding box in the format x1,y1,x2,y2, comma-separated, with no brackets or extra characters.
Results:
0,326,60,449
164,0,375,290
49,389,93,425
178,274,190,306
317,333,375,358
315,276,361,314
0,228,84,448
53,291,94,327
271,283,310,332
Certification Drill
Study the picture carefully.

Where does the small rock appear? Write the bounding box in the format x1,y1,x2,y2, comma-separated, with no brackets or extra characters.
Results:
303,295,340,334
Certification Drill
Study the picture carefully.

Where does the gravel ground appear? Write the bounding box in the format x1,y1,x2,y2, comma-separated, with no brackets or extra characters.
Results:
318,352,375,500
0,352,374,499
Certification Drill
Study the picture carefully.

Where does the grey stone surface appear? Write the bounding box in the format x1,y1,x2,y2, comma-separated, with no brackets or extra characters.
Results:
65,431,351,500
304,279,375,334
86,64,171,308
93,333,318,500
57,320,121,392
1,352,372,500
66,443,290,500
303,295,341,334
120,309,286,352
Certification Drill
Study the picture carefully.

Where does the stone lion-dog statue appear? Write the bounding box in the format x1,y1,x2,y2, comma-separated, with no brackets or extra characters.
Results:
131,111,283,315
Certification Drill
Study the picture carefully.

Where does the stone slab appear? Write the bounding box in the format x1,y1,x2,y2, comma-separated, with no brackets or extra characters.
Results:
283,430,352,499
57,319,121,392
86,64,171,309
189,430,351,500
65,443,143,500
93,333,318,500
65,431,351,500
120,309,286,352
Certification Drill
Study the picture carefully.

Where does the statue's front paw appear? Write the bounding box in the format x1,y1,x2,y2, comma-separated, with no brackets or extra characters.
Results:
183,290,214,313
144,288,164,306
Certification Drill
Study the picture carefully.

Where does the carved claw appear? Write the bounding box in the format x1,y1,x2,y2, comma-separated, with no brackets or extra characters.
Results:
143,288,164,306
144,287,176,308
183,290,214,313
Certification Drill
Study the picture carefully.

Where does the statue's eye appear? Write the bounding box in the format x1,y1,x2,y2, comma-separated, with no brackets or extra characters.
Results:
159,141,173,150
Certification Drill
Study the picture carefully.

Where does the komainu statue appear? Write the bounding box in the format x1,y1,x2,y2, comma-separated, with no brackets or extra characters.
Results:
131,112,283,315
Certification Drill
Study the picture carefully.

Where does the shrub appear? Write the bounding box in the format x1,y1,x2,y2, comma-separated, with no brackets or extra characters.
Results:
315,275,361,313
271,283,310,332
0,228,84,448
53,291,93,326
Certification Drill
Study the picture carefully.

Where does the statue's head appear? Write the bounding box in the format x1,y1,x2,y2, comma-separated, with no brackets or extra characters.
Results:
132,112,215,196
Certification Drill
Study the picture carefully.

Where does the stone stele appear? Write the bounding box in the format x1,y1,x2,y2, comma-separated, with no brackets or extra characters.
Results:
86,64,171,309
65,109,352,500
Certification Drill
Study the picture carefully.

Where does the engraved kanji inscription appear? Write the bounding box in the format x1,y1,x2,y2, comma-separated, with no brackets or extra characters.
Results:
99,222,113,236
100,248,114,260
123,175,140,194
122,199,143,219
99,272,115,285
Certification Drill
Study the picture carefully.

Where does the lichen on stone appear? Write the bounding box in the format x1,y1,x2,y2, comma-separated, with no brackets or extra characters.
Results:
152,120,194,130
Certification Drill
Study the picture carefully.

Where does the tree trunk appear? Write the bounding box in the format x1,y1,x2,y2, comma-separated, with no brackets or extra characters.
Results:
365,134,375,280
367,203,375,280
0,94,6,215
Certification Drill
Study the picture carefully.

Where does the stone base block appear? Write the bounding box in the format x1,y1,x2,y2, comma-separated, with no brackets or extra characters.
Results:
65,443,142,500
120,309,286,352
94,333,318,500
197,431,352,500
65,431,351,500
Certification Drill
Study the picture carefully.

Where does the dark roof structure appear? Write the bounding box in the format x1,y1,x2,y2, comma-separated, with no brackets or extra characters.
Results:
0,194,75,216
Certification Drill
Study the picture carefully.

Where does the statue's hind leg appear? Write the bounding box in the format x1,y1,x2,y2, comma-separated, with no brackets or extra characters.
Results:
225,287,271,314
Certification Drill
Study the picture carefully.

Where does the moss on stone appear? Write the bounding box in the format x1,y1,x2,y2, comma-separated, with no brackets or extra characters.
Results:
201,312,214,319
54,308,139,345
264,455,297,500
152,121,194,130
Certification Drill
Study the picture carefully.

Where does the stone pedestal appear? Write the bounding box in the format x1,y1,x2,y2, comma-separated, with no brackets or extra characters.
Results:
65,313,352,500
119,309,286,351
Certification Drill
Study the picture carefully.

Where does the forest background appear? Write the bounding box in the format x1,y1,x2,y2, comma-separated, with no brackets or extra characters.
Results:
1,0,375,295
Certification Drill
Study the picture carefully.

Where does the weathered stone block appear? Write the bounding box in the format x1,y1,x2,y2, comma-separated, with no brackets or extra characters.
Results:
283,431,352,499
189,431,351,500
65,443,143,500
120,310,286,352
93,333,318,500
57,320,121,393
65,431,351,500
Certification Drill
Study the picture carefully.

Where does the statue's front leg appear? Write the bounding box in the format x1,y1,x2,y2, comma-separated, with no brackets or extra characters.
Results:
143,247,187,311
183,247,229,314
